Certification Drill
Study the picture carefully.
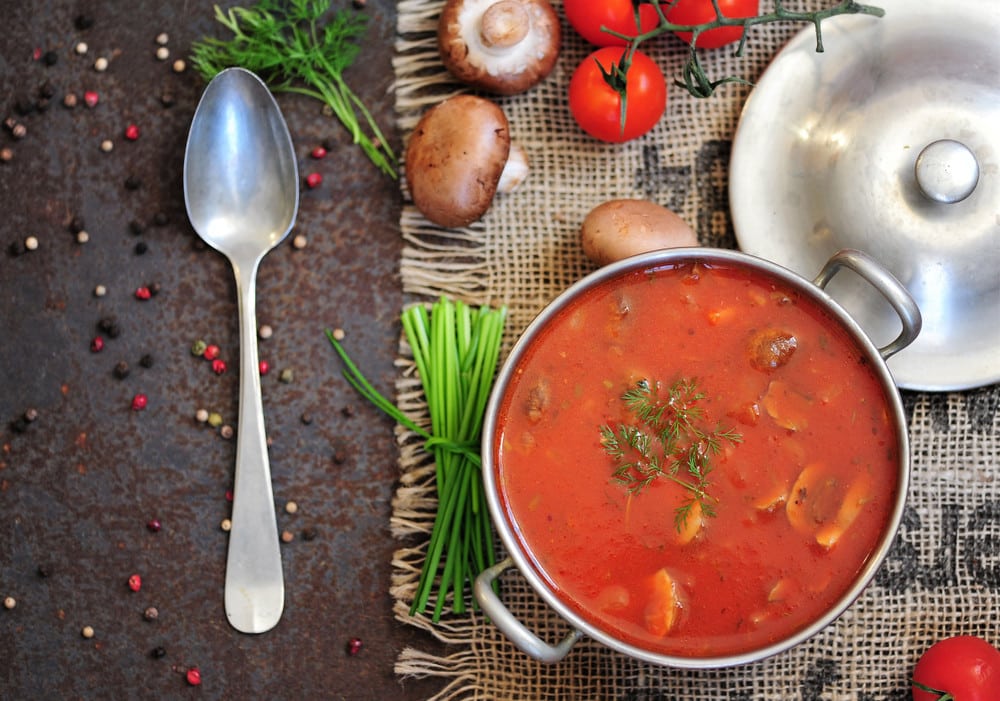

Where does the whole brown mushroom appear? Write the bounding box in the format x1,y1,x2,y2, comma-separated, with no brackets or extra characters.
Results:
438,0,560,95
405,95,528,228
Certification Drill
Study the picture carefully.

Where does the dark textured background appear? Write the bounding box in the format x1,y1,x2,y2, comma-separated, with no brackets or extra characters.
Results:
0,1,443,698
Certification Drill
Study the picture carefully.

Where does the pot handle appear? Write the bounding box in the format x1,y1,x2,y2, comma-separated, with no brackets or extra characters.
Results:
474,557,583,663
813,249,922,360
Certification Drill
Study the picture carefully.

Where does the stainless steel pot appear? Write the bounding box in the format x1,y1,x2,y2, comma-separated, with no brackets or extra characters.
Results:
474,248,921,668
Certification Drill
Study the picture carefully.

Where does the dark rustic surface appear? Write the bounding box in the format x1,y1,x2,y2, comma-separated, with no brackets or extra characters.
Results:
0,1,444,698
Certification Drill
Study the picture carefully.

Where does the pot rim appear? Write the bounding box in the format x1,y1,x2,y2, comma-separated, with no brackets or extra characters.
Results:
480,247,913,668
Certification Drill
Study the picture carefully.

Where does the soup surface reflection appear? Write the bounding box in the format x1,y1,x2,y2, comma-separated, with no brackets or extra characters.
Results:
495,261,899,658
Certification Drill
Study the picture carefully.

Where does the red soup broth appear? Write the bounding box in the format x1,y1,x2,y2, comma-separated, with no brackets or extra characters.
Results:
494,260,899,658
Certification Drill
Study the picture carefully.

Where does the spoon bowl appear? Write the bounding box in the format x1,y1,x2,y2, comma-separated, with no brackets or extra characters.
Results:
183,67,299,634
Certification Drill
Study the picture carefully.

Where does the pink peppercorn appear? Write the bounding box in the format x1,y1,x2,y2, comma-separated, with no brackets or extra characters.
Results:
131,393,148,411
185,667,202,686
147,518,162,532
305,172,323,189
135,286,151,300
259,360,270,376
203,344,220,361
211,359,227,375
84,91,99,108
90,336,104,352
310,146,327,159
128,574,142,592
124,124,140,140
347,637,363,655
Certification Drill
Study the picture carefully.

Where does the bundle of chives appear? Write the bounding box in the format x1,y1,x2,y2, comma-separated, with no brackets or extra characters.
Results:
327,297,507,619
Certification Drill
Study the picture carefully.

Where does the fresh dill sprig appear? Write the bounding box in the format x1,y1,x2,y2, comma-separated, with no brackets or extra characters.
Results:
600,378,742,532
190,0,396,178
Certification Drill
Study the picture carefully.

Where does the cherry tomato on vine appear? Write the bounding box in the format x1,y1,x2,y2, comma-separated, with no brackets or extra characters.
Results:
568,47,667,143
564,0,660,47
912,636,1000,701
667,0,760,50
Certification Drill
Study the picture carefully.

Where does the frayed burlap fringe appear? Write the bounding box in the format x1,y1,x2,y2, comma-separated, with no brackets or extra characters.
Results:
390,1,1000,699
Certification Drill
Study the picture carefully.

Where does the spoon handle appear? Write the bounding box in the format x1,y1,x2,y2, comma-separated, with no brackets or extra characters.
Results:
224,260,284,633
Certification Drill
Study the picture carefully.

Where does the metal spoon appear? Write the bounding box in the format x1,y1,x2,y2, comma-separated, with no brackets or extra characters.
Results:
183,67,299,634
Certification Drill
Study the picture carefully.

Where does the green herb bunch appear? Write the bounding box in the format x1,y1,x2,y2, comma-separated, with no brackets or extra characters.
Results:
328,298,507,620
191,0,396,177
600,377,742,532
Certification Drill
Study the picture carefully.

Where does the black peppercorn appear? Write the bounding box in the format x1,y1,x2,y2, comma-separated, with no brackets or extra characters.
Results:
128,219,145,236
134,241,148,255
152,212,169,227
42,51,58,66
139,354,154,369
36,564,52,578
98,316,121,338
8,240,26,257
150,646,167,659
74,14,94,30
9,417,29,433
124,175,142,191
160,92,175,108
38,81,56,99
69,216,85,234
301,527,318,541
113,361,130,380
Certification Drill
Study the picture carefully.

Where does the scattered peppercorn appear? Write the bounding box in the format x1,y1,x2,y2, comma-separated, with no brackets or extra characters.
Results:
9,416,30,434
341,405,355,418
128,574,142,592
113,360,130,379
94,285,107,297
100,139,113,152
346,637,363,656
8,240,26,257
23,408,38,423
75,41,89,55
203,344,220,361
211,359,227,375
185,668,202,686
300,412,313,425
292,234,307,249
135,286,151,300
0,147,12,162
75,14,94,30
143,606,158,621
90,336,104,353
134,241,148,255
94,57,108,72
131,393,148,411
128,219,145,236
69,216,85,234
98,316,121,338
301,527,318,541
24,236,38,251
258,360,270,376
172,59,186,73
152,212,168,227
11,123,26,140
258,324,273,340
3,596,15,610
285,501,298,515
76,231,89,244
305,172,323,189
207,412,223,428
219,424,234,439
310,146,327,159
36,564,51,578
195,409,209,423
191,339,207,357
124,124,140,141
160,92,175,108
155,32,169,45
280,530,294,543
124,175,142,190
155,46,170,61
83,91,98,108
81,625,95,639
42,50,58,66
63,93,78,108
331,328,346,341
150,646,167,659
139,354,154,369
147,518,162,532
279,368,294,384
220,518,232,532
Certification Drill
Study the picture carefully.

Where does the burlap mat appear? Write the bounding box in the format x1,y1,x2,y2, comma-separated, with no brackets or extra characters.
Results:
389,2,1000,698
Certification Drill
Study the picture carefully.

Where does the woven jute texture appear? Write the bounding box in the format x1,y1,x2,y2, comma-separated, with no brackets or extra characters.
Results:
389,2,1000,699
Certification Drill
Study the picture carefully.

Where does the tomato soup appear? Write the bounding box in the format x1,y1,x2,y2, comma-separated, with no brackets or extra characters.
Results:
494,260,900,658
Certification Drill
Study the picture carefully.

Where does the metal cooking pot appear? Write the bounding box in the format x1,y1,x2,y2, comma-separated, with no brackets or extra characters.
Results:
474,248,921,668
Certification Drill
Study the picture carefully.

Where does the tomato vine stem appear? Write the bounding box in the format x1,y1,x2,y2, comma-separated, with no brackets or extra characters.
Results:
601,0,885,133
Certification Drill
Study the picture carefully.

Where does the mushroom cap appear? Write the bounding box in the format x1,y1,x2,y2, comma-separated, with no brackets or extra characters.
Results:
405,95,511,228
438,0,561,95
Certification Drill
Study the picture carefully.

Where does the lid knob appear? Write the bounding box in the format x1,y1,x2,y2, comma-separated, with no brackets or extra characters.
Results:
914,139,980,204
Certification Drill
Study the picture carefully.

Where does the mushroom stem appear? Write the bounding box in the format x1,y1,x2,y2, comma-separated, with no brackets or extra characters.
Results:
480,1,530,48
497,142,529,194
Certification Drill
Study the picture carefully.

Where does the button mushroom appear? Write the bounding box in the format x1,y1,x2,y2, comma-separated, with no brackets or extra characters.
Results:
438,0,560,95
405,95,529,228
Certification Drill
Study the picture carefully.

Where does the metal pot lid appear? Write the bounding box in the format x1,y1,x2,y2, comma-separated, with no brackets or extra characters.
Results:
729,0,1000,391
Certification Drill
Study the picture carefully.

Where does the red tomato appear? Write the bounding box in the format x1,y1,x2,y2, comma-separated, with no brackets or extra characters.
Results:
564,0,660,47
667,0,760,50
912,636,1000,701
568,47,666,143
